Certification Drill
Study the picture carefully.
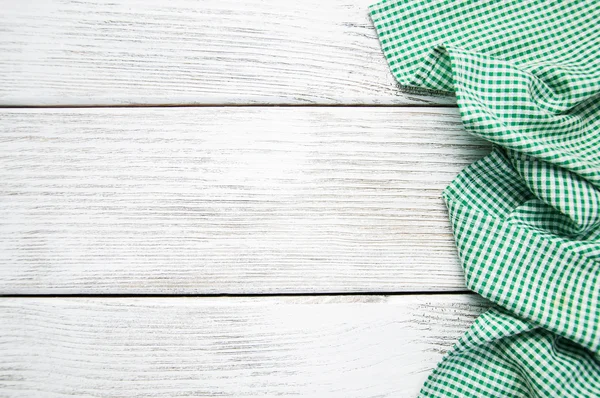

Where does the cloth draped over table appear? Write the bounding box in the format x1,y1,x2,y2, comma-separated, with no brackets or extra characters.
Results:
369,1,600,396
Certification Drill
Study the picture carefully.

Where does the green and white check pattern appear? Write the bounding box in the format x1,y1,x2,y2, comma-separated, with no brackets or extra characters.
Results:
369,1,600,396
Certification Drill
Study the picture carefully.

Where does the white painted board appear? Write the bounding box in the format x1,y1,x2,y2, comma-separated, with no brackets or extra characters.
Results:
0,107,490,294
0,0,455,106
0,294,490,397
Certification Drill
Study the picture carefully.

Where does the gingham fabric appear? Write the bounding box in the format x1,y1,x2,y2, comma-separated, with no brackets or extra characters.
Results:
368,0,600,396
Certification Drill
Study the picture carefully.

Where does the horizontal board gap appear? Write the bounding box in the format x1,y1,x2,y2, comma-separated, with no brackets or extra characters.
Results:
0,290,474,299
0,103,457,110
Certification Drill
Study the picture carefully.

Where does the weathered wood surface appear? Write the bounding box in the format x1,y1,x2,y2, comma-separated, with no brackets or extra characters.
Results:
0,295,490,397
0,0,455,106
0,107,490,294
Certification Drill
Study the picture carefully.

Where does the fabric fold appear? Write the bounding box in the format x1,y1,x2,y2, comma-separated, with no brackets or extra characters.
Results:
368,0,600,396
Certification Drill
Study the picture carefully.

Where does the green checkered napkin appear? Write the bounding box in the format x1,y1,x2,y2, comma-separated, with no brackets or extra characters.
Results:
369,0,600,396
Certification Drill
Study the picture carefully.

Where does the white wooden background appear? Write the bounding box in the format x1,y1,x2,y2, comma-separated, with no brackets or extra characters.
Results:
0,1,490,396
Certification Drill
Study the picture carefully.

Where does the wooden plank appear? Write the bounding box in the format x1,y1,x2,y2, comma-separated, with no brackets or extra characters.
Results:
0,0,455,106
0,295,490,397
0,107,490,294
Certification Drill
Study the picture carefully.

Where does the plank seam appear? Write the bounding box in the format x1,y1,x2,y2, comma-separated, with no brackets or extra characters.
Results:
0,103,457,109
0,291,474,298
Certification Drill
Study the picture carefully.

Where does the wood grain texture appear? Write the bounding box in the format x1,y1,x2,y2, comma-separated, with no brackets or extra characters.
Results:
0,295,490,398
0,0,455,106
0,107,490,294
